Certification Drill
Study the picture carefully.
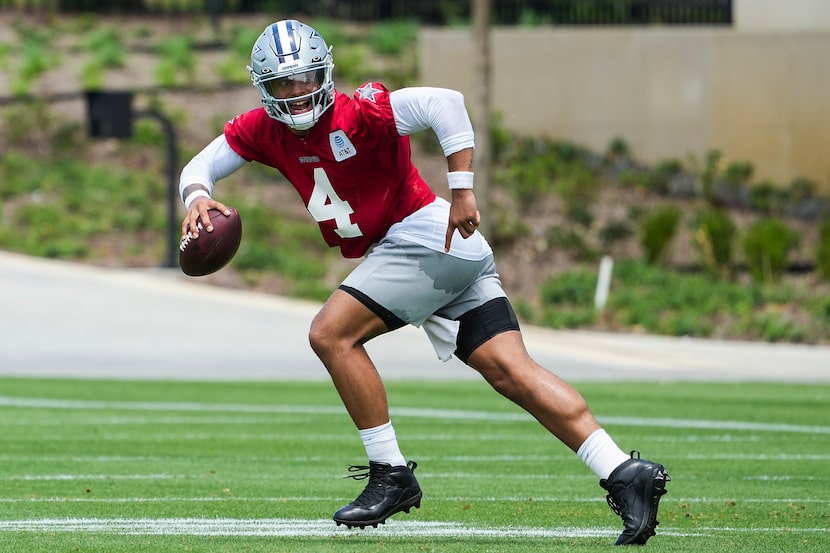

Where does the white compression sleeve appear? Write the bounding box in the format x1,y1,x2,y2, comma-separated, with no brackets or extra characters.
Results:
179,135,247,208
390,87,475,157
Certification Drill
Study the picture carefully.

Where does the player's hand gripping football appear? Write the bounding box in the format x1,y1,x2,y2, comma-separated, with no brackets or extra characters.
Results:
182,197,231,239
445,188,481,252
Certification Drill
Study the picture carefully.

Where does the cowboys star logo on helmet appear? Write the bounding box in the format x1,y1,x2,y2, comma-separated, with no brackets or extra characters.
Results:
247,20,335,131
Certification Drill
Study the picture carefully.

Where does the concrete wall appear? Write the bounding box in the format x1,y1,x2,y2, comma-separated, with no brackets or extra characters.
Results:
419,27,830,192
735,0,830,32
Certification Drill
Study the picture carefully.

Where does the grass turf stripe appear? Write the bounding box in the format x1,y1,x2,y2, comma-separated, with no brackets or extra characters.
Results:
2,396,828,434
0,496,825,504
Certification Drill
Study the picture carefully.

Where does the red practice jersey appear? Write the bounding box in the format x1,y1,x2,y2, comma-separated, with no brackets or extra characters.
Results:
224,82,437,258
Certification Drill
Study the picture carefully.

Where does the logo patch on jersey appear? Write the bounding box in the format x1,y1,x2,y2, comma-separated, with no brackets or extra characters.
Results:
329,130,357,162
356,83,381,103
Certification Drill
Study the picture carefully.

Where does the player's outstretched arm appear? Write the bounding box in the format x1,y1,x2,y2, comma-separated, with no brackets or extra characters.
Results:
179,134,246,239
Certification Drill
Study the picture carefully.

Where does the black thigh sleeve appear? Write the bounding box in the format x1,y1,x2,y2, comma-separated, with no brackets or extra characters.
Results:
454,297,520,364
339,285,407,331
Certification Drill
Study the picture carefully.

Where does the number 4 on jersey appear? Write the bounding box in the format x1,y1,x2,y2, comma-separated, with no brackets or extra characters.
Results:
307,167,363,238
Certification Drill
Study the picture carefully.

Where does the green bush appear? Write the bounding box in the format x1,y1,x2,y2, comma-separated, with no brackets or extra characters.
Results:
331,43,373,85
698,149,722,205
538,260,813,340
639,205,681,264
12,22,61,95
620,158,685,195
537,270,598,329
487,205,530,249
723,160,754,184
546,226,597,262
504,143,559,205
647,158,684,194
618,168,651,189
817,219,830,282
740,218,798,283
566,204,594,228
82,27,126,68
693,207,736,278
599,220,633,248
155,35,195,87
606,136,630,158
306,19,348,47
497,137,597,211
80,27,126,89
555,163,597,214
367,20,417,55
605,261,759,338
789,177,817,201
737,310,808,343
540,270,595,305
0,151,43,199
215,25,263,84
749,180,789,215
817,296,830,323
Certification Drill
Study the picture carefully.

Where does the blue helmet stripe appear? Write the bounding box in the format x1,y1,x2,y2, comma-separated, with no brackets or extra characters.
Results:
272,20,300,64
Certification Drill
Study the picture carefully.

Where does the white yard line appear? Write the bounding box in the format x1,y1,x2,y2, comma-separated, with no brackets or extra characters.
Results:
0,474,189,481
0,518,618,538
0,517,824,538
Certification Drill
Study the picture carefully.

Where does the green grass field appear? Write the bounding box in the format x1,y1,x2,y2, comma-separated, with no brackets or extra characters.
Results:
0,378,827,552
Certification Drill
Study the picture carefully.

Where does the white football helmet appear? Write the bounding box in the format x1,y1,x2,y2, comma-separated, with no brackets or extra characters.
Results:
248,20,335,131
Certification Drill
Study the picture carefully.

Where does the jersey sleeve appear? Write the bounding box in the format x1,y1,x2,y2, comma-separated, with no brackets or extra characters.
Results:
351,82,402,142
179,134,246,208
224,109,272,163
389,87,475,157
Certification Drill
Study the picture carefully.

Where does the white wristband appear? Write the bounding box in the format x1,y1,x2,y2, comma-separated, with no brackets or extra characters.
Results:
447,171,474,190
184,189,211,209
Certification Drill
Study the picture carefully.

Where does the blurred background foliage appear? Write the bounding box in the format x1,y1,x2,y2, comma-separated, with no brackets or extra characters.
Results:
1,0,734,26
1,7,829,344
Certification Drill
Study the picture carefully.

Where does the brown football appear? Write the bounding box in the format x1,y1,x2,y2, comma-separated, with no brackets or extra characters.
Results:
179,207,243,277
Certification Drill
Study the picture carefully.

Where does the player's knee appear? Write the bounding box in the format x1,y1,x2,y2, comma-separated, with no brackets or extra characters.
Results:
308,314,336,358
482,365,521,400
480,356,534,401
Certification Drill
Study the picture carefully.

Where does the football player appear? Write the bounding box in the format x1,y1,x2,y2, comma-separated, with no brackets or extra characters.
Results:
179,19,669,545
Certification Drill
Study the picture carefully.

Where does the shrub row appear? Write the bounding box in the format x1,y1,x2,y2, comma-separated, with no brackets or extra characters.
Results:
535,260,830,343
490,133,830,286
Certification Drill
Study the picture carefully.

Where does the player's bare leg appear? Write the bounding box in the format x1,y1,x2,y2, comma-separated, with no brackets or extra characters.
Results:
465,330,601,451
467,329,670,545
309,289,422,528
309,289,390,428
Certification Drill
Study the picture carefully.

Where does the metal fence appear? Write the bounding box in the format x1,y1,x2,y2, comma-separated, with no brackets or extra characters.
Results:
0,0,732,25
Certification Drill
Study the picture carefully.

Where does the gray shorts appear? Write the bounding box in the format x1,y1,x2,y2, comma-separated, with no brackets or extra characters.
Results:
340,236,506,328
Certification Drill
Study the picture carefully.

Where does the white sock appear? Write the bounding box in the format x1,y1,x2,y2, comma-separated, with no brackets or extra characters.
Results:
359,421,407,467
577,428,631,480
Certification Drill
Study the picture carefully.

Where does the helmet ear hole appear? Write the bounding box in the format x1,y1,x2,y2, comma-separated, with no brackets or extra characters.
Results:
249,20,335,130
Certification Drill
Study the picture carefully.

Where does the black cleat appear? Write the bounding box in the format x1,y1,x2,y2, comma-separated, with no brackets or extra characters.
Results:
333,461,422,529
600,451,670,545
